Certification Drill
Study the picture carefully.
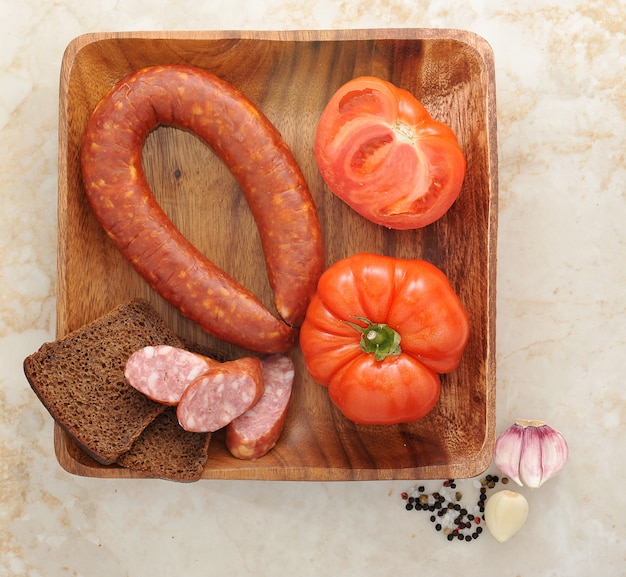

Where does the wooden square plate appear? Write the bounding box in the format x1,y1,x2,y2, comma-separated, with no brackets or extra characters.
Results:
56,29,497,480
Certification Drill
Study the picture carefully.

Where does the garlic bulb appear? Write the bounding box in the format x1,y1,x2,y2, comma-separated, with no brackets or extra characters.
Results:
484,490,529,542
494,418,569,488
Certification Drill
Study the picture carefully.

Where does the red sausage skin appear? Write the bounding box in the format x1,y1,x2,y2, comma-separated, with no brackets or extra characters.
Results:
226,354,295,460
177,357,265,433
80,65,325,354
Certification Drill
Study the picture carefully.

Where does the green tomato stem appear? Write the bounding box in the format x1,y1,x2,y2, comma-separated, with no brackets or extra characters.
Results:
344,316,402,362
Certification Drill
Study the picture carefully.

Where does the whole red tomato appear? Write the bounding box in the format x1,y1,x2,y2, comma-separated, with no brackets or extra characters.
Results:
299,253,470,425
315,76,466,230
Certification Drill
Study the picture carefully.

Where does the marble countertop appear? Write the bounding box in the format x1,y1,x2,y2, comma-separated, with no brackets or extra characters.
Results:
2,1,624,575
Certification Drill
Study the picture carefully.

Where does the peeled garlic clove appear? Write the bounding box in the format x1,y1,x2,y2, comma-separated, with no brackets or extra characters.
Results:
494,418,569,488
484,489,529,542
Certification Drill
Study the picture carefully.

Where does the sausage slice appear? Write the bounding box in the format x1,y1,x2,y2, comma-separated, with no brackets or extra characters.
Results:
177,356,264,433
124,345,218,405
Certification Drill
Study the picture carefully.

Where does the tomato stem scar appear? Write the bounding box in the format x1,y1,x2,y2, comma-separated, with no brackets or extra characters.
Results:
394,120,414,142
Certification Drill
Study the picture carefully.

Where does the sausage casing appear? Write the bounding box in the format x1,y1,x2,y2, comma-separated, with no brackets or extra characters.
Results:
80,65,325,353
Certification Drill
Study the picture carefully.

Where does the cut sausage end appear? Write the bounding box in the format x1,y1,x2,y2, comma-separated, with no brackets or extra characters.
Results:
225,354,295,459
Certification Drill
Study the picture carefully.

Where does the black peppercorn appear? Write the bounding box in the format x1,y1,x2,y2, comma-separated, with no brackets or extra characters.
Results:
402,472,503,543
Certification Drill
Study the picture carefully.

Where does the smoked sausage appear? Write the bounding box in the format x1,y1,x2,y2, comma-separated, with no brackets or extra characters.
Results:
226,354,295,460
124,345,218,405
80,65,325,354
177,356,265,433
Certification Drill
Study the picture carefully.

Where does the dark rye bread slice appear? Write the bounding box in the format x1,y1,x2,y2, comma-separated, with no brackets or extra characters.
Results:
24,299,189,465
117,407,211,481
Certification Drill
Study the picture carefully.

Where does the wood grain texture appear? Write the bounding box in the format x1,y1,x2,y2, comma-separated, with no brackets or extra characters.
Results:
56,29,498,481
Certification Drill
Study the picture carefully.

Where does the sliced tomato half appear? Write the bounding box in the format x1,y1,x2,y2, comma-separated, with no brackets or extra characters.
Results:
314,76,466,230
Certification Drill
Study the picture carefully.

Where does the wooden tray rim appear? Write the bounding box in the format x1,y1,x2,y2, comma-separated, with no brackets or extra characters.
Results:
55,28,498,482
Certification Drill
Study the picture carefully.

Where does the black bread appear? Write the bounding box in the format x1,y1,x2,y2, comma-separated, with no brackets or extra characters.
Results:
117,407,211,481
24,299,189,466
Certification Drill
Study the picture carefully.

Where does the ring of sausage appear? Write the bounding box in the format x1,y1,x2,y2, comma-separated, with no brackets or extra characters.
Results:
80,65,324,354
